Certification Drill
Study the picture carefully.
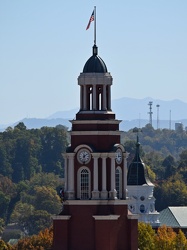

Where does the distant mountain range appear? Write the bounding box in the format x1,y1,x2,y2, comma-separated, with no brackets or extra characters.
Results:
1,97,187,131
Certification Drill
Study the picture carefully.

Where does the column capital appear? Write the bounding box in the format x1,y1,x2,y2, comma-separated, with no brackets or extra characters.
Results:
67,153,75,159
123,152,129,159
100,153,108,158
108,152,116,159
92,153,100,158
62,153,68,159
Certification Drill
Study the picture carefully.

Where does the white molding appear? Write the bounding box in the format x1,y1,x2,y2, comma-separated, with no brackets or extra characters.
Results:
93,215,120,220
127,214,139,220
70,120,121,125
70,131,122,136
52,215,71,220
66,200,129,205
74,144,93,153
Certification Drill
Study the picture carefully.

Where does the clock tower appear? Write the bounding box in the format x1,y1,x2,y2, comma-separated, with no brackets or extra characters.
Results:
52,44,138,250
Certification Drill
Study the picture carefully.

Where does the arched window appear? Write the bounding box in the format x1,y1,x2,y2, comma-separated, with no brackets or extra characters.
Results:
88,86,92,110
140,204,145,213
77,167,91,200
115,167,122,199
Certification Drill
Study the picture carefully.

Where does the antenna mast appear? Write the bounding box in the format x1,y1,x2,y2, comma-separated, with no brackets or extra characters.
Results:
156,104,160,129
148,101,153,126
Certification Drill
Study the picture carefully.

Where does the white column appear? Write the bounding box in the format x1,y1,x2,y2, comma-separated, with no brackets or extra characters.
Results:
62,154,68,192
123,152,129,199
108,85,111,110
92,85,96,110
101,153,108,199
80,85,83,110
102,85,107,110
109,153,117,199
83,85,87,110
92,153,100,199
67,153,75,199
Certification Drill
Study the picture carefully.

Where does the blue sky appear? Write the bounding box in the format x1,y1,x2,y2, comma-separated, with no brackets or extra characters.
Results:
0,1,187,124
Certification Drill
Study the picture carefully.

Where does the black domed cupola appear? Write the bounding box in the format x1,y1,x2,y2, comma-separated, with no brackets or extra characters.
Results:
83,45,107,73
127,135,153,186
77,43,114,119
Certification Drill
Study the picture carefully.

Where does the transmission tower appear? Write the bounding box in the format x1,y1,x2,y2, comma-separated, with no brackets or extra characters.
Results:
148,101,153,126
156,104,160,129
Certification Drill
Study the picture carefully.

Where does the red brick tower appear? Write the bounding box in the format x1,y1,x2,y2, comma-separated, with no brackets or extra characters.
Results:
52,44,138,250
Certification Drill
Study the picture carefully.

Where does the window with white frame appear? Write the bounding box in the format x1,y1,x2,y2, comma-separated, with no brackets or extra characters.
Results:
78,167,90,200
115,167,122,199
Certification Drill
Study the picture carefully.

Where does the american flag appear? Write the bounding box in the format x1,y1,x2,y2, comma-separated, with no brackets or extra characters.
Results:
86,11,94,30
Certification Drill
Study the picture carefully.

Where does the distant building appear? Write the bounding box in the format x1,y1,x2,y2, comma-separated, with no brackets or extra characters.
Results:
127,135,160,227
175,122,184,131
159,207,187,234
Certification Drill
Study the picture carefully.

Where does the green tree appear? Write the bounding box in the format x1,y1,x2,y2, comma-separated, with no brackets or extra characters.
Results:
162,155,177,179
155,175,187,211
138,222,155,250
10,202,34,224
20,210,51,235
0,191,10,220
179,149,187,169
32,186,61,214
39,126,68,176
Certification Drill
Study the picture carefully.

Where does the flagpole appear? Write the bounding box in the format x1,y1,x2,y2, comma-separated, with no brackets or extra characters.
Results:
94,6,96,45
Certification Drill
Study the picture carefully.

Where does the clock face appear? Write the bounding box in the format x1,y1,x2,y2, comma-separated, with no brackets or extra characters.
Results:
115,149,122,164
77,149,91,164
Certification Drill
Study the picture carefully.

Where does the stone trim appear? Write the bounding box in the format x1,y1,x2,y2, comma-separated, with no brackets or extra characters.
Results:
66,200,129,205
93,215,120,220
70,131,121,136
70,120,121,125
52,215,71,220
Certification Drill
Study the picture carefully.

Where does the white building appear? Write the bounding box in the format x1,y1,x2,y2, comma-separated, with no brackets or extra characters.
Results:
127,135,160,227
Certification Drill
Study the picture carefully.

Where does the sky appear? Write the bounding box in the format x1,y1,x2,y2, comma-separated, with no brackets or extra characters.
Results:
0,1,187,124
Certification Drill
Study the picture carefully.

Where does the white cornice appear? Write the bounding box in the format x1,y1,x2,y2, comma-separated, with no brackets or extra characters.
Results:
73,111,115,115
70,120,121,124
70,131,122,136
93,215,120,220
64,200,129,205
51,215,71,220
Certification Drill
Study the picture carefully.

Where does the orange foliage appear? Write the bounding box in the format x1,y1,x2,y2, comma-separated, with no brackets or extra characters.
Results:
11,227,53,250
154,225,176,250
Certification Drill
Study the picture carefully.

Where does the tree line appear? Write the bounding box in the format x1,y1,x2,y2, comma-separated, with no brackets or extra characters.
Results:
1,122,187,242
0,123,68,241
1,223,187,250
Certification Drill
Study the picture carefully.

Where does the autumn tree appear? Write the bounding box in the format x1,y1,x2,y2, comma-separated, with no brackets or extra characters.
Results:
0,239,10,250
174,229,187,249
154,225,176,250
11,227,53,250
